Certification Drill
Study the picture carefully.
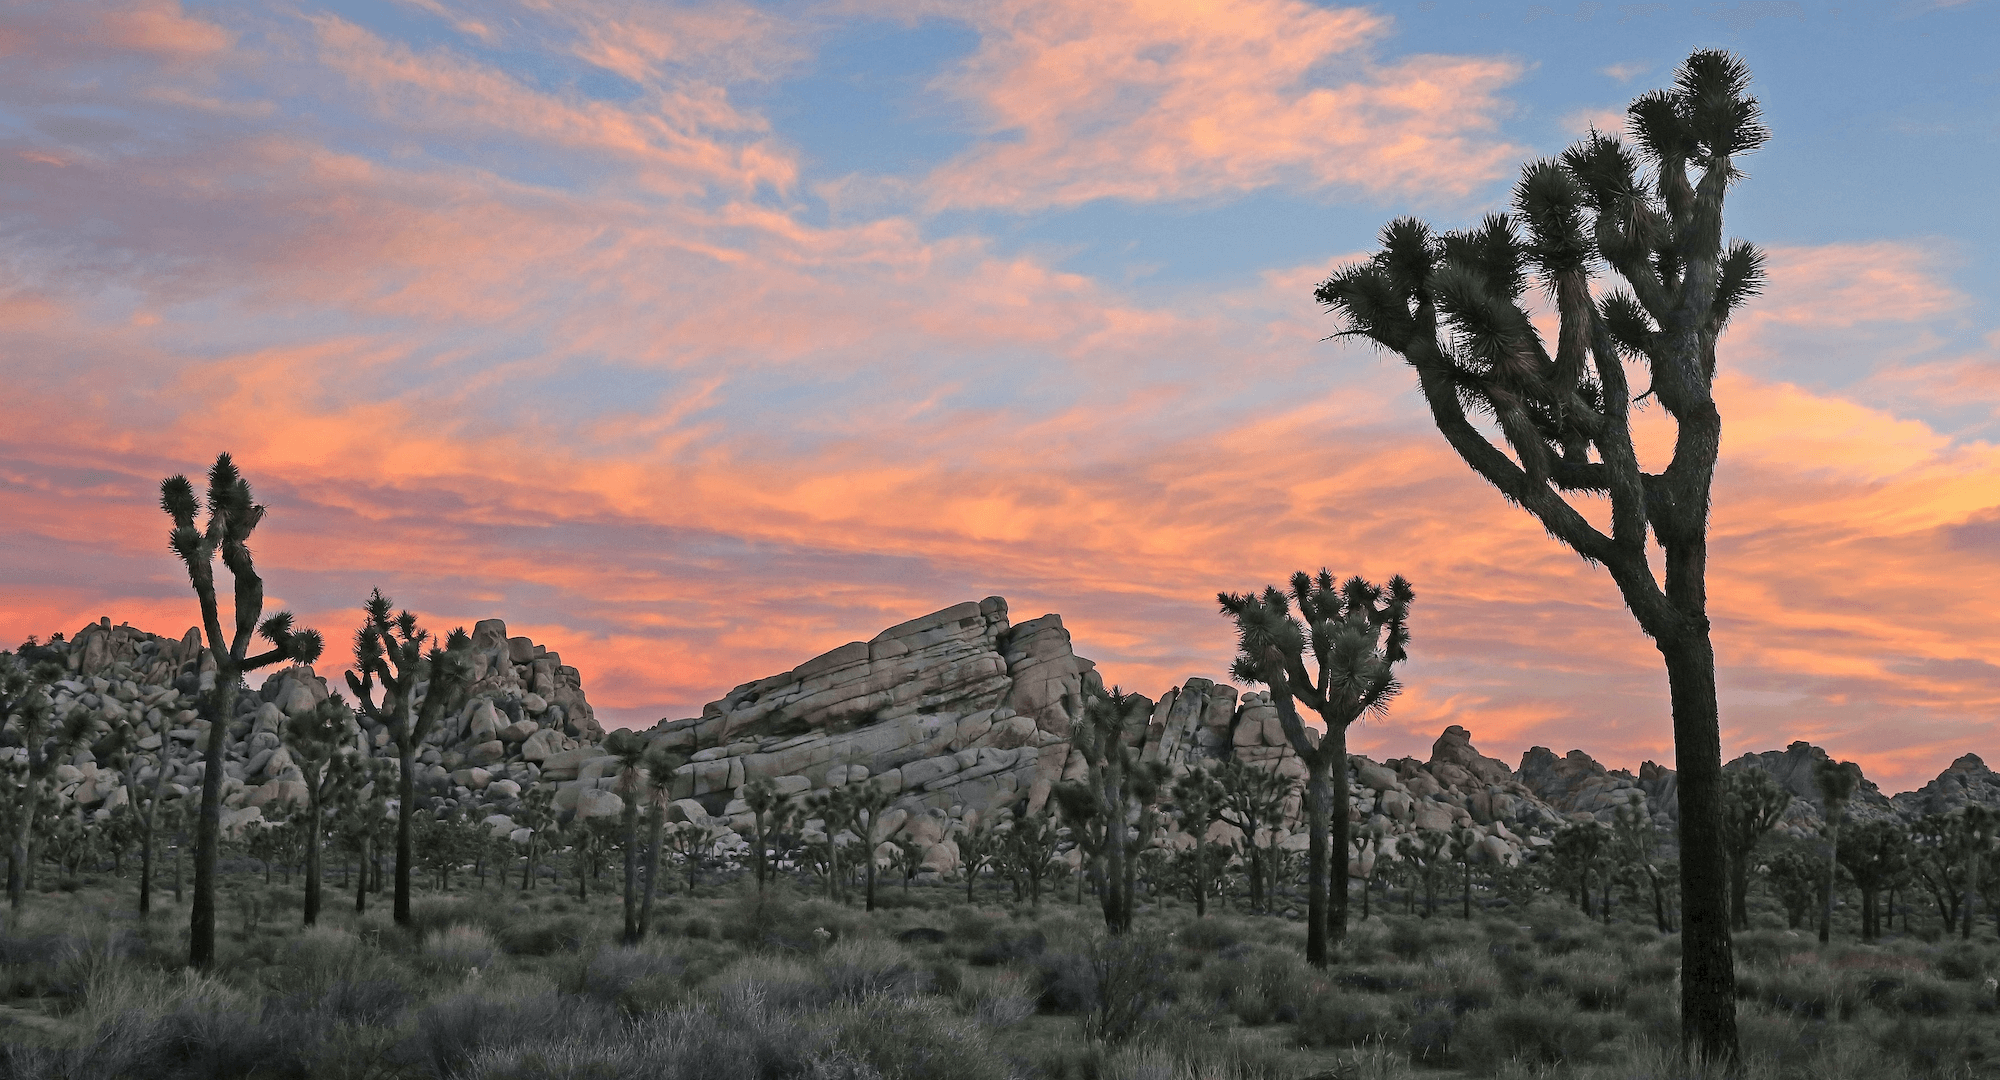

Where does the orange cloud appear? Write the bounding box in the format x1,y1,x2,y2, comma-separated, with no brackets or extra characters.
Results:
5,0,2000,800
910,0,1525,210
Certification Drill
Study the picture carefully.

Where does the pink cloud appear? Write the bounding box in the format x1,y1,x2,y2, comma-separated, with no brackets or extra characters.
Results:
5,1,2000,798
911,0,1526,210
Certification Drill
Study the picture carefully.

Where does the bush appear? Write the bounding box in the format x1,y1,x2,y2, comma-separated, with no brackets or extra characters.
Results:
580,946,688,1013
1454,992,1620,1071
497,914,589,956
1084,933,1177,1043
420,926,498,976
1293,985,1400,1048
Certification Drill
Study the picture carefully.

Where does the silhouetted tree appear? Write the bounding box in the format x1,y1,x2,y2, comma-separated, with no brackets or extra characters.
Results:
1812,758,1861,944
1836,818,1907,942
1169,765,1227,917
1212,758,1291,915
1765,846,1820,930
2,658,71,909
285,694,360,926
1059,685,1167,933
1220,571,1412,966
1315,51,1768,1060
158,453,324,967
847,778,896,913
739,777,793,896
1719,768,1791,930
344,590,473,927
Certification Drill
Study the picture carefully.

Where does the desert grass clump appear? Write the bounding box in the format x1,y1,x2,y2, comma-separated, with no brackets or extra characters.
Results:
1293,981,1402,1048
496,911,591,956
420,924,498,977
1197,941,1310,1025
953,965,1035,1028
1453,991,1627,1072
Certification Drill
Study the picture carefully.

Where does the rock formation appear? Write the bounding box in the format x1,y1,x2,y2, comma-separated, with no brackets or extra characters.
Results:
3,616,601,837
12,601,2000,874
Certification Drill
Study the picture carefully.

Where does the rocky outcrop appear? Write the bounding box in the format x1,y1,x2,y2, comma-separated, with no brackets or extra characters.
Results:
1892,754,2000,818
22,605,2000,874
4,616,602,836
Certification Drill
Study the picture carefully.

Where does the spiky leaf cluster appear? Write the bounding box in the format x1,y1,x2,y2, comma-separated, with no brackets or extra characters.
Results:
1219,570,1412,727
1315,51,1764,629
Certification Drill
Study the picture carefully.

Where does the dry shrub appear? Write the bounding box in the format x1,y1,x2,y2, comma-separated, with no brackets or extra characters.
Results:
420,925,498,977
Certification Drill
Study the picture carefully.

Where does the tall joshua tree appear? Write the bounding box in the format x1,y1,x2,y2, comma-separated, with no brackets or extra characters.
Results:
343,589,473,927
1720,768,1792,930
1170,765,1227,917
159,454,323,967
604,729,651,944
3,658,59,909
286,695,360,926
1812,757,1862,944
1220,571,1411,968
848,778,897,913
1059,685,1166,933
1315,50,1767,1058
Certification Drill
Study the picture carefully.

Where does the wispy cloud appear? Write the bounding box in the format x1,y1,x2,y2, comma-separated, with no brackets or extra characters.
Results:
1,0,1996,795
904,0,1525,211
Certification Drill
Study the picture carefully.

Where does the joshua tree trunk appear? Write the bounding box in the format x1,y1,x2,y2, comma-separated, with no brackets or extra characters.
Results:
303,789,324,926
1303,758,1333,962
621,797,641,944
9,738,43,910
355,833,370,913
191,682,236,963
638,808,665,939
395,745,417,925
1964,837,1984,941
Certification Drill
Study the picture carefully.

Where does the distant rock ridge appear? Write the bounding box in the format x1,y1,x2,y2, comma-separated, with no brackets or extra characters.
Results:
15,602,2000,872
7,615,603,837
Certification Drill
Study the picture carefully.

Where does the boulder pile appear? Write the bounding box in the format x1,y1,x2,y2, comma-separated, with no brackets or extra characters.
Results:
14,601,1999,870
7,615,603,836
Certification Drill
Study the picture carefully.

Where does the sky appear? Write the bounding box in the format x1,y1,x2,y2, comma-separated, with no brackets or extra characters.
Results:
2,0,1997,793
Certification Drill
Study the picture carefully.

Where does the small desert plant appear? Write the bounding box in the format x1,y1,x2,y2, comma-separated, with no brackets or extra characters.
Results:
420,925,498,976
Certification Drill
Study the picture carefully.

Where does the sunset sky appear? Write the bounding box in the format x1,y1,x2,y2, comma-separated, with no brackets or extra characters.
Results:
3,1,1997,792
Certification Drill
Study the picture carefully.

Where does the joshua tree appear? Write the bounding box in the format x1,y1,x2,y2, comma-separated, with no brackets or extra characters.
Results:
1720,768,1792,930
1613,791,1672,932
1451,826,1478,920
603,728,655,944
1764,846,1822,930
1553,819,1610,917
804,785,857,903
847,778,897,913
158,453,324,966
2,659,72,909
1220,571,1412,966
1836,818,1908,942
343,589,474,926
1213,758,1292,914
1002,809,1063,909
1910,812,1968,931
1170,765,1227,917
739,777,793,895
106,708,183,916
633,747,683,941
1315,51,1767,1058
955,814,1002,905
1812,758,1862,944
1960,806,1994,941
284,695,360,926
514,784,555,891
1060,685,1169,932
